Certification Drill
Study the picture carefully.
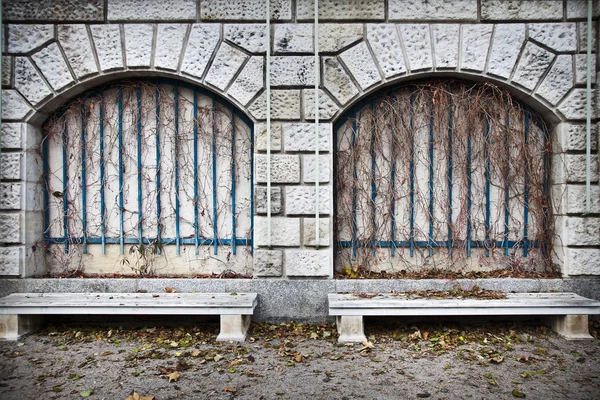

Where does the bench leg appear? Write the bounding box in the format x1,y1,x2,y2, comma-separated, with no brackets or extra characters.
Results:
546,315,593,340
336,316,367,343
216,314,251,342
0,315,46,341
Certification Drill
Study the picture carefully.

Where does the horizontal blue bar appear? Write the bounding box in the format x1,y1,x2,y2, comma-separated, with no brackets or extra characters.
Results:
338,240,540,249
47,237,251,246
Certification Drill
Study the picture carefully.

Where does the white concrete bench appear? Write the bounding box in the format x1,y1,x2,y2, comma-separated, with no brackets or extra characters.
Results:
329,292,600,343
0,292,258,342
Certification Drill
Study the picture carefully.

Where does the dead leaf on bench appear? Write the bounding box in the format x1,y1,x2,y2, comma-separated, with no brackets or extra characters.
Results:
125,392,155,400
164,287,176,293
164,371,180,383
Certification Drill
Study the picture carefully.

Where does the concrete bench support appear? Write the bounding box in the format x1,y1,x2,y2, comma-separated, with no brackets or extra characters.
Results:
329,293,600,343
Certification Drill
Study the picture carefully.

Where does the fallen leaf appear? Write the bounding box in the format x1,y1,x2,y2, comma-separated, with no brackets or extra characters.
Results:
512,388,526,398
224,387,237,393
101,351,113,356
191,350,201,357
214,354,223,362
125,392,155,400
80,389,94,398
294,354,303,363
68,374,83,381
165,371,180,383
417,393,431,398
164,287,176,293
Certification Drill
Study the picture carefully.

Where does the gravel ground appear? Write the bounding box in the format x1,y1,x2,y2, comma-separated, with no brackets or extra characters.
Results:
1,318,599,400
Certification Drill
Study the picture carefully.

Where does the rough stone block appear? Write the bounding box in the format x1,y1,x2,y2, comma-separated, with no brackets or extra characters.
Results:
58,25,98,79
255,123,282,152
228,57,264,106
481,1,563,21
32,43,74,91
297,0,384,20
564,154,599,183
2,56,12,87
1,154,22,180
535,55,574,106
320,24,363,53
303,218,331,247
529,23,577,52
285,249,330,277
1,90,31,121
567,0,600,19
323,57,358,105
14,57,52,106
270,56,315,87
568,249,600,275
303,89,339,121
283,123,331,152
0,247,22,276
366,24,406,78
3,0,104,22
108,0,196,21
460,25,492,72
181,24,220,79
285,186,330,215
91,25,124,71
124,25,154,68
566,217,600,246
432,24,459,69
224,24,266,53
399,24,433,72
255,186,282,214
575,54,597,85
558,89,598,120
567,185,600,214
7,25,53,54
0,214,22,244
255,155,300,183
254,250,283,277
389,0,477,21
201,0,292,20
206,43,248,90
339,42,381,90
561,124,598,152
155,24,188,71
1,124,24,150
0,183,22,210
578,22,598,53
487,24,525,79
512,42,554,91
254,217,300,247
303,155,331,183
274,24,313,53
248,90,301,120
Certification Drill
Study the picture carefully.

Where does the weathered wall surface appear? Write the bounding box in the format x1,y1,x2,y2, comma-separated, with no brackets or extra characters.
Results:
1,0,599,278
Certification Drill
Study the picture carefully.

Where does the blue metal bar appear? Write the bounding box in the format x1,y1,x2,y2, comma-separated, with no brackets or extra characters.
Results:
193,87,199,255
43,125,50,245
62,116,69,253
211,95,218,255
370,99,377,256
409,89,415,257
541,123,550,257
390,97,396,258
485,115,491,257
230,107,237,255
99,94,106,254
447,90,453,255
118,88,124,255
352,108,358,258
174,85,181,255
80,103,87,254
249,122,254,255
338,239,539,249
523,112,530,257
466,122,472,257
428,96,434,257
47,237,251,246
504,110,510,256
155,88,162,253
136,87,143,246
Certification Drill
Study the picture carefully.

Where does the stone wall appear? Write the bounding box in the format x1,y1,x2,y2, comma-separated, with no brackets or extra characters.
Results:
1,0,599,277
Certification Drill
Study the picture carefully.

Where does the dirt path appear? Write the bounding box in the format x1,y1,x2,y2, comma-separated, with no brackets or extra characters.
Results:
1,319,599,399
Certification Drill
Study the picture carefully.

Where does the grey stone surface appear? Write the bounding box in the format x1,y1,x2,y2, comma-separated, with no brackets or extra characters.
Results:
578,22,598,53
303,155,331,183
431,24,459,69
0,183,21,210
205,43,248,91
575,54,597,85
255,154,300,183
529,23,577,52
0,247,22,276
285,186,331,215
487,24,525,79
0,214,21,244
201,0,292,21
283,123,331,152
91,25,124,71
558,89,598,120
535,55,574,106
255,123,282,152
58,25,98,79
366,24,406,78
1,124,24,150
155,24,188,71
31,43,74,91
254,250,283,277
564,154,599,183
255,186,282,214
224,24,266,53
562,124,598,152
228,57,264,106
567,185,600,214
1,154,22,180
512,42,554,91
181,24,220,79
568,249,600,275
323,57,358,105
270,56,315,87
2,56,12,87
108,0,196,21
303,89,339,121
274,24,313,53
286,249,330,277
460,25,492,72
248,90,301,120
303,218,331,247
481,1,563,21
389,0,477,21
320,24,363,53
1,90,32,121
254,217,301,247
297,0,384,20
566,0,600,19
566,217,600,246
7,25,53,54
124,25,154,68
399,24,433,72
14,57,52,106
339,42,381,90
3,0,104,22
